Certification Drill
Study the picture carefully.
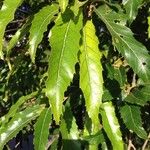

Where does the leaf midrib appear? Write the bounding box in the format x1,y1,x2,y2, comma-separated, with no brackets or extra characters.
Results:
95,8,148,80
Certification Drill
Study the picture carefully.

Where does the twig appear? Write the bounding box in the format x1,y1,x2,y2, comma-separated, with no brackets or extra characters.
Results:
142,132,150,150
127,135,136,150
46,134,59,149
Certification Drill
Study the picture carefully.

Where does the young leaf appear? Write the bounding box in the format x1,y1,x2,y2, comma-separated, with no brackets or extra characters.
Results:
0,105,44,149
58,0,69,13
95,5,150,83
100,102,124,150
34,107,52,150
124,85,150,106
80,20,103,133
120,104,147,139
0,91,38,126
148,16,150,39
122,0,143,24
46,10,83,124
0,0,23,59
60,101,81,150
29,4,59,62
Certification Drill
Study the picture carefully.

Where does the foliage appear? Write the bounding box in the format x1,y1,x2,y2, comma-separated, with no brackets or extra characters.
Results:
0,0,150,149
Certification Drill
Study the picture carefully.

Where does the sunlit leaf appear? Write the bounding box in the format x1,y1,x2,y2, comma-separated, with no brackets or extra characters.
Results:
148,16,150,39
122,0,143,24
0,91,38,126
95,5,150,83
34,107,52,150
29,4,59,62
60,101,81,150
120,104,147,139
100,102,124,150
0,0,23,59
83,130,106,149
80,20,103,133
46,10,83,124
70,0,86,16
58,0,69,13
0,105,44,149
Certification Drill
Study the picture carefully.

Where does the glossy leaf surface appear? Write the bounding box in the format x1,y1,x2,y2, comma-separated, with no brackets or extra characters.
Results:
80,20,103,132
0,91,38,126
0,0,23,59
0,105,44,149
34,107,52,150
95,5,150,83
58,0,69,13
120,104,147,139
60,101,81,150
46,11,82,124
29,4,59,62
100,102,124,150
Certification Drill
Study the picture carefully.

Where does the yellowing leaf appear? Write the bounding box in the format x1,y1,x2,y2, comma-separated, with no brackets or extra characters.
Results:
80,20,103,133
46,10,83,124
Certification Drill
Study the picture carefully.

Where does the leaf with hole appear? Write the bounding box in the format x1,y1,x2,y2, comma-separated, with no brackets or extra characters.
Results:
95,5,150,83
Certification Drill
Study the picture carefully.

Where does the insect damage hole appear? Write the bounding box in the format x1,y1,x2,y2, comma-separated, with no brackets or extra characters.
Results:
142,62,146,66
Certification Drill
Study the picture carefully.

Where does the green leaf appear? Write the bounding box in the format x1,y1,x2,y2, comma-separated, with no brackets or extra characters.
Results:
106,64,127,87
124,85,150,106
0,105,44,149
46,10,83,124
0,0,23,59
80,20,103,133
95,5,150,83
0,91,38,126
58,0,69,13
100,102,124,150
83,130,105,146
60,101,81,150
120,104,147,139
122,0,143,24
6,17,32,55
34,107,52,150
148,16,150,39
29,4,59,62
70,0,86,16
